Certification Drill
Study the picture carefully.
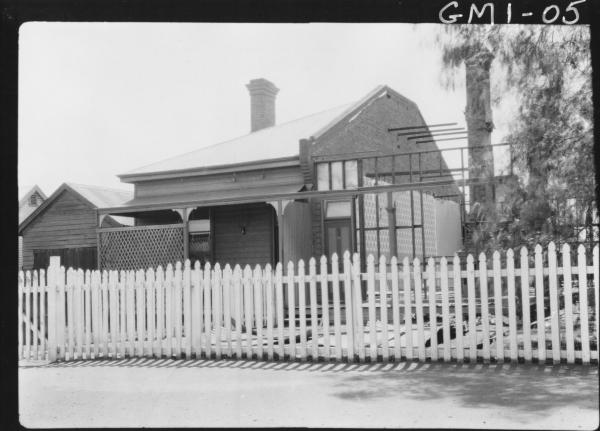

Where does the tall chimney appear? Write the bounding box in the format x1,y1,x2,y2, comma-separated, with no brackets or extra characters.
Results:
465,50,495,208
246,78,279,132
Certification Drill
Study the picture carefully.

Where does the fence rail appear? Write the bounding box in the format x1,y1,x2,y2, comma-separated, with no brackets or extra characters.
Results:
19,242,599,365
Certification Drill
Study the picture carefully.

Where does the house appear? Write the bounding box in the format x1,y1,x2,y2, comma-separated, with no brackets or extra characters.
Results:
18,183,133,271
97,79,463,273
18,185,47,269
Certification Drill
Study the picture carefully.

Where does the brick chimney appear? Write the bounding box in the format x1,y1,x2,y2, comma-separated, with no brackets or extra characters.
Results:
465,50,495,208
246,78,279,132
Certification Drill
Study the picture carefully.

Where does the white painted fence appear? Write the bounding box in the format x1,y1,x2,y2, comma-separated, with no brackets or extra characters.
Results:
19,243,599,364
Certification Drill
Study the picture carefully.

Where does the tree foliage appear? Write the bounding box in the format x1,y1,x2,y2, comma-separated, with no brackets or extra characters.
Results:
436,25,595,252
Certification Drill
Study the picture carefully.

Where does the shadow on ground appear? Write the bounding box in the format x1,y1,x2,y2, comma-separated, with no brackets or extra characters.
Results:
22,356,598,419
331,361,599,421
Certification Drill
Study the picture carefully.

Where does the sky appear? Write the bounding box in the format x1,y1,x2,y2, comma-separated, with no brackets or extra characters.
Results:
18,22,515,198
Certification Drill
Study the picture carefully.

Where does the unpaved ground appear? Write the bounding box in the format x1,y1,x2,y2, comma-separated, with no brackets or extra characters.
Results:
19,358,598,429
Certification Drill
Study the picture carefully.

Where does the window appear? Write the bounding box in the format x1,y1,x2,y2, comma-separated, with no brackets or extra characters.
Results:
316,160,359,190
317,163,329,191
325,200,352,219
188,217,211,265
189,233,211,265
29,194,37,206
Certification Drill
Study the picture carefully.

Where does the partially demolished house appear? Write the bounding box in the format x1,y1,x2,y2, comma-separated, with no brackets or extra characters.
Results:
97,79,463,272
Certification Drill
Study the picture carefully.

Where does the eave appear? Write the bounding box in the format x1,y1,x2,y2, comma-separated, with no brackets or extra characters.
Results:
119,156,301,184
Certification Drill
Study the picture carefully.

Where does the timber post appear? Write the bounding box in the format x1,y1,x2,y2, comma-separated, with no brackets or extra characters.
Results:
47,255,60,362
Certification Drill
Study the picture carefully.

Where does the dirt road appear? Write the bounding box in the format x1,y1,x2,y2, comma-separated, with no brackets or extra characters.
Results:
19,358,598,429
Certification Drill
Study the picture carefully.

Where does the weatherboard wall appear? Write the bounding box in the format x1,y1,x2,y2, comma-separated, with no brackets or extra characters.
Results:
20,189,121,270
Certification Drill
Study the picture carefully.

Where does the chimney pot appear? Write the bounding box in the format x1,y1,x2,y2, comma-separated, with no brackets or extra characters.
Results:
246,78,279,132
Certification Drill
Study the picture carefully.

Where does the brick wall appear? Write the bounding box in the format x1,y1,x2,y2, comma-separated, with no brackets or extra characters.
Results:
309,91,460,257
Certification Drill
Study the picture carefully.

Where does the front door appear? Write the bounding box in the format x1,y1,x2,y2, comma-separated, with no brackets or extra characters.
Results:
325,219,352,262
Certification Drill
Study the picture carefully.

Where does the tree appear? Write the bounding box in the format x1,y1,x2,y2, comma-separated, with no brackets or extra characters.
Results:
435,25,596,253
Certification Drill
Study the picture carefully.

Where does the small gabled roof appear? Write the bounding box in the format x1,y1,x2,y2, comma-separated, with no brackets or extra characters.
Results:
120,85,413,182
19,182,133,234
19,184,47,206
19,185,47,223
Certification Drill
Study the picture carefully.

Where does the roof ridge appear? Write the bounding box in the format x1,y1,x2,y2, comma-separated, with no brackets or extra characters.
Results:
66,182,132,194
125,101,356,175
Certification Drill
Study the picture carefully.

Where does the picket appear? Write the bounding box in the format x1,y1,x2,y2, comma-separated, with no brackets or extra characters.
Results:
367,255,377,361
478,254,491,363
40,269,46,361
275,263,285,360
118,270,127,359
578,245,590,364
413,258,426,362
427,258,438,361
342,252,354,362
223,264,233,359
126,270,136,357
32,271,39,360
506,250,518,362
252,265,263,360
534,245,546,363
562,244,575,364
147,268,156,358
466,255,477,362
174,263,183,359
520,247,532,362
379,255,389,362
107,270,117,358
390,256,401,361
18,272,23,360
23,244,599,366
183,261,192,359
76,270,85,359
308,258,319,361
155,267,165,358
548,243,561,364
243,265,254,359
286,261,296,360
24,272,31,360
203,263,212,358
298,260,308,361
453,255,464,362
440,257,451,362
191,262,203,358
403,257,413,361
57,266,66,361
67,269,75,360
214,264,223,360
352,253,365,362
320,256,331,361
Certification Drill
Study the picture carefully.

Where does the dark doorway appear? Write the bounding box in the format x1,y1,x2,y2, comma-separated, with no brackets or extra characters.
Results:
325,219,352,262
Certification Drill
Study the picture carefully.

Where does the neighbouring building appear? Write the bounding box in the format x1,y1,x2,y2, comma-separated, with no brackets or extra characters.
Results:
19,185,47,269
18,183,133,271
97,79,463,273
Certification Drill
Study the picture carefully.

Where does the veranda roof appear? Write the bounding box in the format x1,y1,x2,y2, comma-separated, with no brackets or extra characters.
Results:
101,183,306,214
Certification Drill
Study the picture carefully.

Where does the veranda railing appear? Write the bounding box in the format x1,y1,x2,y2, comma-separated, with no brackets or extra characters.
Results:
18,242,599,364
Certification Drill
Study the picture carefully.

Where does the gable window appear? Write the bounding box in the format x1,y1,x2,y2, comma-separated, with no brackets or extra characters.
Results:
29,194,37,206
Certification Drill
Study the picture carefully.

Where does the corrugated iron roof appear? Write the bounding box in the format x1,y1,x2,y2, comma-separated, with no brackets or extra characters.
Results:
104,183,305,213
66,183,133,208
121,85,393,178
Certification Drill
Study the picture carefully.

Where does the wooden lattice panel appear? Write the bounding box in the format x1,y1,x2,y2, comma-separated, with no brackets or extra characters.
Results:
98,224,184,271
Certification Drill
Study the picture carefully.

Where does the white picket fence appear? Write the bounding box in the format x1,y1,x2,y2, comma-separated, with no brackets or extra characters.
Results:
19,242,599,365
